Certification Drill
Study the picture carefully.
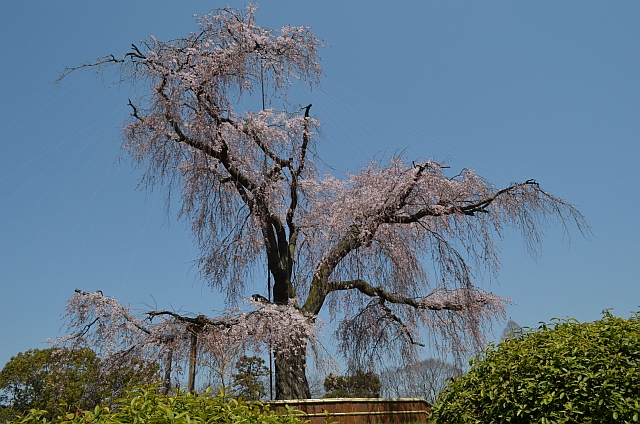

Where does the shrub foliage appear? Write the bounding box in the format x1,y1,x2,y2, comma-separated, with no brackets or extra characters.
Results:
431,311,640,423
9,385,306,424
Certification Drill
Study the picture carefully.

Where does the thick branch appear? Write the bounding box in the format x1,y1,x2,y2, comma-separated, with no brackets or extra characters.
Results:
388,180,539,224
327,280,494,312
302,226,361,315
144,311,234,329
286,104,312,235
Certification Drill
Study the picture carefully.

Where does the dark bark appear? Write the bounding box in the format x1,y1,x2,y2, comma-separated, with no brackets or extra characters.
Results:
274,345,311,400
270,248,311,399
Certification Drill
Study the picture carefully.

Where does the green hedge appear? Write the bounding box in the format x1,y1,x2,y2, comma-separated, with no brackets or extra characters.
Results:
9,386,307,424
431,311,640,423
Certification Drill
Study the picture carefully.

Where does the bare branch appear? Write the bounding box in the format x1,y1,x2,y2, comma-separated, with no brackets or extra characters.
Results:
377,299,425,347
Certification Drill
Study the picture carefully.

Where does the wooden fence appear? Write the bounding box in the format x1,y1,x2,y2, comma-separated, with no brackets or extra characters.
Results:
265,398,431,424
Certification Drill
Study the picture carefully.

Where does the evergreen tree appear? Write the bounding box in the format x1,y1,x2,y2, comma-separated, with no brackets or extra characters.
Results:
231,356,270,400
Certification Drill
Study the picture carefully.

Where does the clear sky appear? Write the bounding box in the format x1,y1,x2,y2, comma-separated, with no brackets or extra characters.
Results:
1,1,639,371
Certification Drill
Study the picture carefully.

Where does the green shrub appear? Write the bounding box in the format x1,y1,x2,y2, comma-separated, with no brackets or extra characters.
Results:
10,385,307,424
430,311,640,423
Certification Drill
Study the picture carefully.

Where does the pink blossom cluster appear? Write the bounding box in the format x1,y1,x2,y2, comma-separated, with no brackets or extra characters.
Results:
51,291,185,370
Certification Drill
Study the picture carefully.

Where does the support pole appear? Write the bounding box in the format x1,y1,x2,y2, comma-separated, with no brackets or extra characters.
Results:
187,328,198,393
162,348,173,395
268,272,273,400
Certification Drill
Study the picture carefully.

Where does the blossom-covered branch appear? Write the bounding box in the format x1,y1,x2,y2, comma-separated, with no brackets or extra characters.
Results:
53,289,323,393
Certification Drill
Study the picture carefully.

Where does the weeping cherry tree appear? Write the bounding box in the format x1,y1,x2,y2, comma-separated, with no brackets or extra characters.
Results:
55,4,588,399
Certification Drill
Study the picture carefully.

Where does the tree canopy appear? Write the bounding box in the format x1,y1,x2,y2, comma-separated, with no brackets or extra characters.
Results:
323,370,381,399
431,311,640,423
56,3,588,399
231,356,270,400
0,348,157,422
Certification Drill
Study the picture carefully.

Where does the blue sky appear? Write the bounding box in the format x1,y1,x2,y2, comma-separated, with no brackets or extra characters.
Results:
1,1,638,371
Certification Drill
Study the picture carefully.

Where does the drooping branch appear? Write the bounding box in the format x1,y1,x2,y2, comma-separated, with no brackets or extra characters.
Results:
72,288,152,335
385,180,537,223
376,298,425,347
155,82,259,200
247,128,292,170
387,179,586,229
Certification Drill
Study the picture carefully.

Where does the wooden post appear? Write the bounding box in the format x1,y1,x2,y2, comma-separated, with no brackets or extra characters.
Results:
187,327,198,392
162,348,173,395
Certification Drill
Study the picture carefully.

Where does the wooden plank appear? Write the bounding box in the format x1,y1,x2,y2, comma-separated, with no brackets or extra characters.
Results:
265,398,431,424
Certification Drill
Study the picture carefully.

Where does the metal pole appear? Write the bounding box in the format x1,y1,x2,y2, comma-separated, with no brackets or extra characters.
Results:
268,272,273,400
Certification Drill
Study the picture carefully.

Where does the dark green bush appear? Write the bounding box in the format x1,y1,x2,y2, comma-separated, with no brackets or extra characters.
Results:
10,385,307,424
431,311,640,423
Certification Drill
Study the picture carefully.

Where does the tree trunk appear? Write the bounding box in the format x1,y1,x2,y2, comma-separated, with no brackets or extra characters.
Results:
270,258,311,399
274,346,311,399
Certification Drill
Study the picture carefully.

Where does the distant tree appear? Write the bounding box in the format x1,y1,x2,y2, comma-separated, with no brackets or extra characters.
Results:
500,319,523,340
307,373,326,399
231,356,270,400
0,348,157,421
197,327,251,392
324,370,381,398
380,358,462,404
57,3,588,399
0,348,54,419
